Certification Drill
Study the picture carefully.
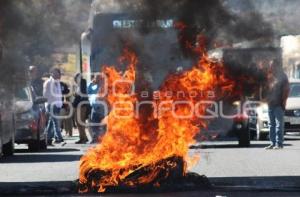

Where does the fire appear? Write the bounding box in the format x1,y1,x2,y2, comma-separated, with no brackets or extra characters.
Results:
78,37,238,193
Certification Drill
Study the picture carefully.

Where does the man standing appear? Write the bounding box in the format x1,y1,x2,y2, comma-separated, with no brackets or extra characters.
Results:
88,75,106,143
60,81,73,137
73,73,89,144
265,59,290,149
43,68,64,145
29,65,44,96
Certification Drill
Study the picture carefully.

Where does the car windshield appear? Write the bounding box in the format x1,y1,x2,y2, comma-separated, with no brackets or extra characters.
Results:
15,87,31,101
289,83,300,98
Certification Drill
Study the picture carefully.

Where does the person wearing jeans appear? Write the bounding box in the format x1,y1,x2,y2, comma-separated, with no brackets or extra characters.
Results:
46,104,63,144
43,68,64,145
265,59,289,149
268,106,284,148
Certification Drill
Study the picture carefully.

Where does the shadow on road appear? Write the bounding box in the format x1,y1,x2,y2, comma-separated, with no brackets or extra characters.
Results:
0,154,82,163
190,143,292,149
1,177,300,196
210,176,300,190
14,148,81,153
0,181,76,195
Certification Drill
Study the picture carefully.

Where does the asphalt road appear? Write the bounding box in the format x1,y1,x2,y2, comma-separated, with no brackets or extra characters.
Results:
0,133,300,196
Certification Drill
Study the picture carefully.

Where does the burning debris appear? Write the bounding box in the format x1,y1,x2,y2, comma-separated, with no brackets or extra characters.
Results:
78,36,242,193
79,156,211,193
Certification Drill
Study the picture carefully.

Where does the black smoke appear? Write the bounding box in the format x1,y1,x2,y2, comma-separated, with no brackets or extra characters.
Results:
138,0,274,54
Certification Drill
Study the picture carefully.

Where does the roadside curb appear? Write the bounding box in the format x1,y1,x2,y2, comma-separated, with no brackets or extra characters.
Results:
1,177,300,195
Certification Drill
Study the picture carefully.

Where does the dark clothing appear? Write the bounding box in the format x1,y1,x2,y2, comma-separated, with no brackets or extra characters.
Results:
266,71,289,148
73,78,88,108
266,72,289,108
73,78,90,142
31,78,44,97
87,82,106,142
60,81,70,95
60,81,70,109
59,81,73,136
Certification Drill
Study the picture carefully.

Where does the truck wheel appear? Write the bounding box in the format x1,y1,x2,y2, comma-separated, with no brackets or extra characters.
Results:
238,127,250,147
2,139,14,156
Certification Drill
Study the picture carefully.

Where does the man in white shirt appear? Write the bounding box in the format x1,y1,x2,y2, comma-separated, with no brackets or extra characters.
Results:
43,68,64,144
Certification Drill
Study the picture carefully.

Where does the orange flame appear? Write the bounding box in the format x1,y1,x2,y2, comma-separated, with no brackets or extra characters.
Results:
79,37,237,193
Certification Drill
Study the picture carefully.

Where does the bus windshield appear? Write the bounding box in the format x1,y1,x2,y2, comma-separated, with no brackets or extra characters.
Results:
88,13,192,89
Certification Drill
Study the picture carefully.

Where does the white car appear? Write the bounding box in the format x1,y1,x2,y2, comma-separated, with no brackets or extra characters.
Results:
248,102,270,140
284,79,300,133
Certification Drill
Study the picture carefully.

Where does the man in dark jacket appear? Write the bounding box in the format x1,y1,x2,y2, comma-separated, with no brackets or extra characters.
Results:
60,81,73,137
73,73,89,144
29,65,44,97
265,59,290,149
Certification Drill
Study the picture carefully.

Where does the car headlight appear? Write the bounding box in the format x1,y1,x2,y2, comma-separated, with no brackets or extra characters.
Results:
294,110,300,117
19,111,34,120
236,123,243,130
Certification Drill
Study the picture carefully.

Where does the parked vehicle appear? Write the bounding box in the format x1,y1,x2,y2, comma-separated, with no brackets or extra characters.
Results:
201,100,250,147
284,79,300,133
0,87,15,157
248,102,270,140
248,79,300,139
14,85,48,151
212,47,282,142
231,101,250,147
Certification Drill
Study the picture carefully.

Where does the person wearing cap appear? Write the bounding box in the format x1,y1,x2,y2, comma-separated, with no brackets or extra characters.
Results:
265,59,290,149
43,68,64,144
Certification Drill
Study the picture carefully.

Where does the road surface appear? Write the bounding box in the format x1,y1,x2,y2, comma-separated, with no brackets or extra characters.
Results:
0,133,300,195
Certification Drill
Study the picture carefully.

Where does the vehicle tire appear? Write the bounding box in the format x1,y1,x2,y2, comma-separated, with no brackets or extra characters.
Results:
250,129,256,140
28,140,40,152
36,117,47,151
2,139,14,156
238,126,250,147
39,138,47,150
29,117,46,152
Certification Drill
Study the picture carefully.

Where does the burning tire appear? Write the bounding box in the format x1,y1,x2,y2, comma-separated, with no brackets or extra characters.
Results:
78,156,211,193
